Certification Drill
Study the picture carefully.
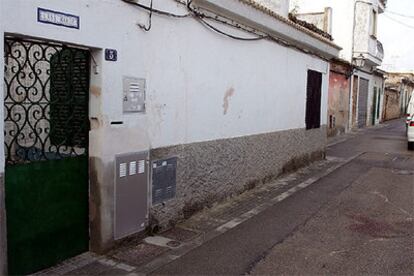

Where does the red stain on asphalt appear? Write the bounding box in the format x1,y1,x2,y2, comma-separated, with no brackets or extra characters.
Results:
346,213,409,238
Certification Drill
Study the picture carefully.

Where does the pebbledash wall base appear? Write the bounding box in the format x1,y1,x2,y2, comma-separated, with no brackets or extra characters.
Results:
150,126,327,228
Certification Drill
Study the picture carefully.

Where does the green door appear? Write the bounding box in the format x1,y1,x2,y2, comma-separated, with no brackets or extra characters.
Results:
4,38,90,275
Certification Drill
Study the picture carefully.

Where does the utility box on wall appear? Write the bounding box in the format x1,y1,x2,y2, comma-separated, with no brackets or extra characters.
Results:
152,157,177,204
123,76,146,113
114,152,149,239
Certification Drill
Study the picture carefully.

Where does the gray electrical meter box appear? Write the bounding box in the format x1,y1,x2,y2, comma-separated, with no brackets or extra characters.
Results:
123,76,146,113
114,151,149,239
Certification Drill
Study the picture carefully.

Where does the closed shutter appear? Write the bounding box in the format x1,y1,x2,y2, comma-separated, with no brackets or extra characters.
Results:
358,78,369,128
306,70,322,130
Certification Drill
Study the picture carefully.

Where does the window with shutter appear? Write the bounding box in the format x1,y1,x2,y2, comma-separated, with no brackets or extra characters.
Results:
305,70,322,130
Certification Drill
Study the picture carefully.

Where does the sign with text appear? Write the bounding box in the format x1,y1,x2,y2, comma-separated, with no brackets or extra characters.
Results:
105,49,118,61
37,8,80,29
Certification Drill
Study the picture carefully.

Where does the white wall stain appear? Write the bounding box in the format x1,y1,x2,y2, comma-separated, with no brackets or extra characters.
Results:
223,88,235,115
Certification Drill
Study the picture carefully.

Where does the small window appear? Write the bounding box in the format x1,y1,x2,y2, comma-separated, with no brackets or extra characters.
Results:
371,10,377,37
306,70,322,130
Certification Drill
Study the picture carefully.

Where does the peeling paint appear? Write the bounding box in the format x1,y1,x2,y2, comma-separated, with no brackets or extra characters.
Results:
328,67,350,137
90,117,101,130
223,88,235,115
90,85,101,97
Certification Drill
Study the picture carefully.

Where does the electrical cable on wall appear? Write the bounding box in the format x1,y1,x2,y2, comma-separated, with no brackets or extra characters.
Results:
120,0,330,61
122,0,190,18
121,0,267,41
137,0,153,31
186,1,268,41
194,16,267,41
196,17,267,40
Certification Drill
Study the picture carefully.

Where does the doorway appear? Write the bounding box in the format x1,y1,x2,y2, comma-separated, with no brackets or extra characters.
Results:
3,37,90,275
358,78,369,128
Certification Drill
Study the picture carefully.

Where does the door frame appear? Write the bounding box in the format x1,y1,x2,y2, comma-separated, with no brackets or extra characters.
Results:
2,35,95,274
357,77,370,128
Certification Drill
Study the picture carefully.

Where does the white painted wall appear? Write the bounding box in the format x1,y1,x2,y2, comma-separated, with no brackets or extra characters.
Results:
353,2,371,57
1,0,329,155
354,1,384,66
2,0,328,155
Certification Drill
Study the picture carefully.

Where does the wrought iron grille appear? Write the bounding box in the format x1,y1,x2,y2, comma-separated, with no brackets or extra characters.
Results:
4,38,90,165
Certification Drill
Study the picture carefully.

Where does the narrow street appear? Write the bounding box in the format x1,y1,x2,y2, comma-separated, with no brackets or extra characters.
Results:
151,119,414,275
2,1,414,275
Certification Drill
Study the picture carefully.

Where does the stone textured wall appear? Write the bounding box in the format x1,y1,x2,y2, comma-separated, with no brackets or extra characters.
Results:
150,126,327,228
383,89,401,121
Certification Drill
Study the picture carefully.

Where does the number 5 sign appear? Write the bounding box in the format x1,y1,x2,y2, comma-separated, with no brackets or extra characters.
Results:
105,49,118,61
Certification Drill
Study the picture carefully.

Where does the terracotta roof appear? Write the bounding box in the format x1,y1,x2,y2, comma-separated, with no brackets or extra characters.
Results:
331,57,353,67
288,14,332,40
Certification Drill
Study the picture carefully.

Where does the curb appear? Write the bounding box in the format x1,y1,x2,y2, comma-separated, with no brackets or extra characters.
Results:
327,122,389,147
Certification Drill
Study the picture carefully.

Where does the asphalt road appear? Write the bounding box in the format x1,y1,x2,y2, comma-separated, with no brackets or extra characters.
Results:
153,119,414,275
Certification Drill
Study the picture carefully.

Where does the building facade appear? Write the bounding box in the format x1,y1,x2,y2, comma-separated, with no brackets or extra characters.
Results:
383,72,414,121
0,0,340,274
327,59,353,137
291,0,387,134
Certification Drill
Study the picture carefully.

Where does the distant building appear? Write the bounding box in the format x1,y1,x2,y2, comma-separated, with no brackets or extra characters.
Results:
327,58,353,137
291,0,387,135
383,72,414,121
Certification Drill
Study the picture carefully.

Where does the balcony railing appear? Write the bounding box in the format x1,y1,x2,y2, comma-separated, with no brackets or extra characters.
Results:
376,40,384,60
